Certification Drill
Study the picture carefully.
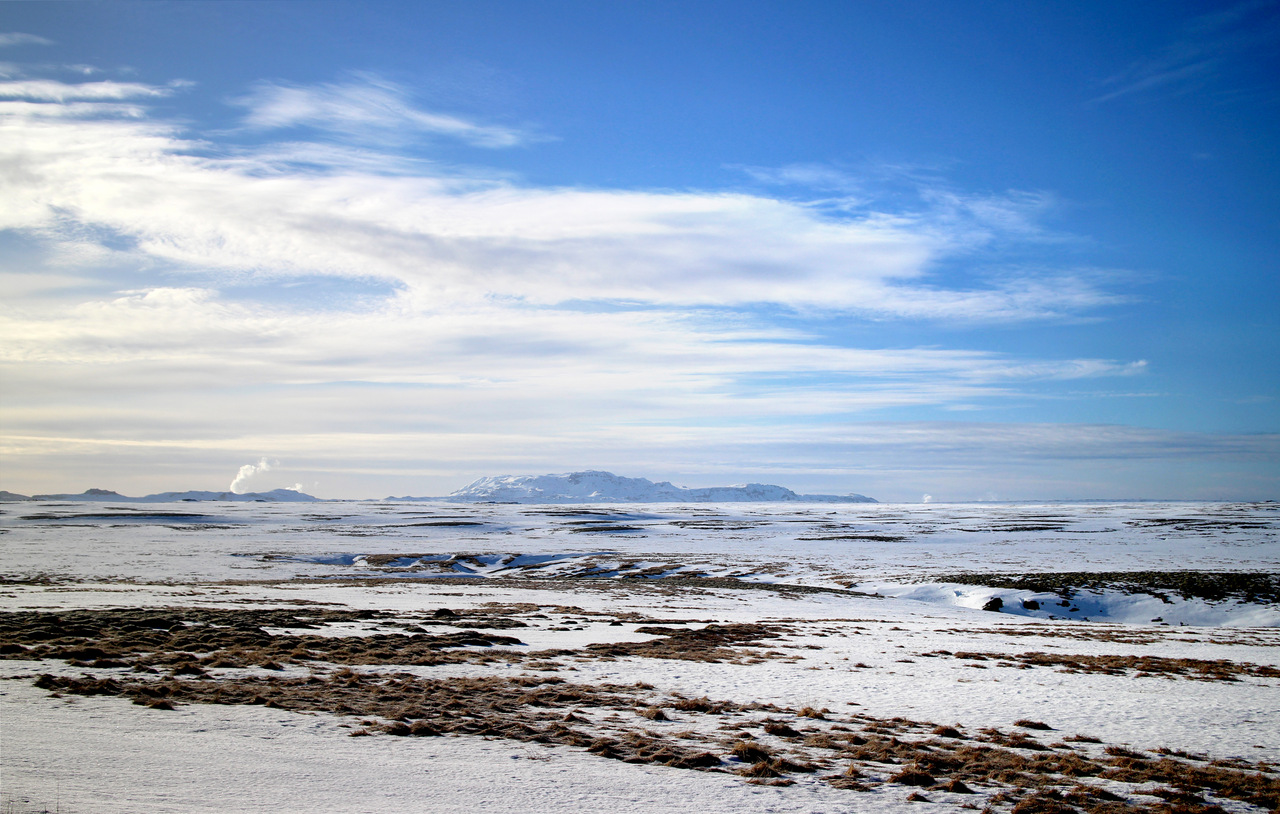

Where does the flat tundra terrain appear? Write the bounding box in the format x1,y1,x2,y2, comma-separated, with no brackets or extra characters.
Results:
1,500,1278,813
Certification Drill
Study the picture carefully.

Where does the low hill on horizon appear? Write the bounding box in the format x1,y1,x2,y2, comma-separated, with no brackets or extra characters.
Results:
6,488,320,503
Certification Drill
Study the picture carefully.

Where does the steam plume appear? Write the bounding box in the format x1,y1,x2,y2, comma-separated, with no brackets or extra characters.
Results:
230,458,272,493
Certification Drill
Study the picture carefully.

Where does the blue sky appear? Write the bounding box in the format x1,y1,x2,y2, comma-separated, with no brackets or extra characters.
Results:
1,0,1277,500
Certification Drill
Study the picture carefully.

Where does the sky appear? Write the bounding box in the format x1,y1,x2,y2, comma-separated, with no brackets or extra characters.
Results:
1,0,1278,501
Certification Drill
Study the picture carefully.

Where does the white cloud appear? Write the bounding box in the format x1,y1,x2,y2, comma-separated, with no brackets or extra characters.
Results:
0,87,1122,320
0,79,174,101
0,284,1140,397
231,74,526,147
0,33,53,48
736,162,864,193
0,99,150,119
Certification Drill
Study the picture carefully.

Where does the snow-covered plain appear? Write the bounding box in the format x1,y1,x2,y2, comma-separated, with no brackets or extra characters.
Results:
1,500,1278,813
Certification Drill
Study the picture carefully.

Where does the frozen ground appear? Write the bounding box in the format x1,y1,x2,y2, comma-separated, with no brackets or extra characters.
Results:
1,500,1278,813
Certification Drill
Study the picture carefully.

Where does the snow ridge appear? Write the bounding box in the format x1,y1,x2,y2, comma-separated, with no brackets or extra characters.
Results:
447,470,876,503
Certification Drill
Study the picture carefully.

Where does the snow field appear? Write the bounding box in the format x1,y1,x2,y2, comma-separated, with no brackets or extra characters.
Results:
1,500,1277,812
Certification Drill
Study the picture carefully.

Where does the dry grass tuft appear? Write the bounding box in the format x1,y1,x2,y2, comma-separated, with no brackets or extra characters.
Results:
763,721,802,738
889,768,937,787
737,760,784,778
938,778,975,794
1015,719,1053,730
730,740,773,762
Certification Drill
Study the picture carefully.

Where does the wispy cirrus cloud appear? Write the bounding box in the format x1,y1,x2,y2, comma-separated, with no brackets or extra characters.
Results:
735,162,865,193
740,162,1062,249
0,33,53,48
0,78,178,101
1091,0,1280,104
0,283,1142,393
231,73,528,147
0,61,105,80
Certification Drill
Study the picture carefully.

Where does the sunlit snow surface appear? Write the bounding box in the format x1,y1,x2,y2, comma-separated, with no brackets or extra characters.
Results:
3,500,1277,625
2,500,1278,813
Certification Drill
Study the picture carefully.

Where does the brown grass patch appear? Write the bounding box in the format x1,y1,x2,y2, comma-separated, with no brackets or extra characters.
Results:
889,768,936,787
927,649,1280,682
587,623,788,663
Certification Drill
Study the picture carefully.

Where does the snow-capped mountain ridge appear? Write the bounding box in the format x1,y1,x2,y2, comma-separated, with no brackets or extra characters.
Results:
448,470,876,503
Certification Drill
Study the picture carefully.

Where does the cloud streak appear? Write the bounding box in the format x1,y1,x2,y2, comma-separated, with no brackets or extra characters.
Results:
0,284,1142,398
0,33,53,48
1091,1,1280,104
231,74,527,147
0,79,175,101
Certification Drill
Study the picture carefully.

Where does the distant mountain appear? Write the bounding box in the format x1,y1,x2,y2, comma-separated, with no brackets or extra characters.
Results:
28,488,320,503
0,490,32,502
444,471,876,503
